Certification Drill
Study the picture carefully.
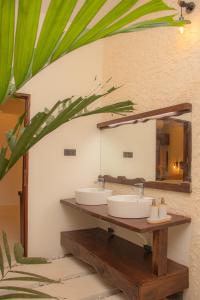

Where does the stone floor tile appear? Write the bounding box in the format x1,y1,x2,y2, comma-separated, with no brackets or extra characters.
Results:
103,293,127,300
13,256,94,280
0,256,94,290
36,274,118,300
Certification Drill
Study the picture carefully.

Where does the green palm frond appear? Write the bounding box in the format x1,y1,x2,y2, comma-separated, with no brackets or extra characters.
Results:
0,245,4,277
0,286,57,299
0,86,134,180
0,232,59,299
0,0,15,103
9,270,59,284
32,0,78,76
14,0,42,88
2,231,12,269
0,0,188,104
14,243,49,264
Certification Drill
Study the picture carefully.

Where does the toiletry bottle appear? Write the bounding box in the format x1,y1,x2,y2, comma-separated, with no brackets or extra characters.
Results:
150,199,159,220
159,197,167,219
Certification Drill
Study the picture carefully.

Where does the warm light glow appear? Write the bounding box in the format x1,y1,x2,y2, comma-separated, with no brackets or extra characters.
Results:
173,161,180,172
179,26,184,34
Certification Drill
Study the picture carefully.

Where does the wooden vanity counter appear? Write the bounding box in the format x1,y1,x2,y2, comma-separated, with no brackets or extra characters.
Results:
60,199,191,233
61,199,191,300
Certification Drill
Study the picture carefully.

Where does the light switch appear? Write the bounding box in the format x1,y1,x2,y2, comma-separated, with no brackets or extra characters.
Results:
64,149,76,156
123,152,133,158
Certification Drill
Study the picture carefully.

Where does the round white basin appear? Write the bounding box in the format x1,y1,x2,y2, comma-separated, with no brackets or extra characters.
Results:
107,195,154,218
75,188,112,205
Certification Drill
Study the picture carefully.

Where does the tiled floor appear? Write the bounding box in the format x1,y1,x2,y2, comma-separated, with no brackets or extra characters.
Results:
0,206,126,299
1,256,127,300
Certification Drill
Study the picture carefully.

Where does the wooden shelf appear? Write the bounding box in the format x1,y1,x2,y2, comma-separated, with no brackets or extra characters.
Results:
61,199,191,299
60,199,191,233
61,228,189,300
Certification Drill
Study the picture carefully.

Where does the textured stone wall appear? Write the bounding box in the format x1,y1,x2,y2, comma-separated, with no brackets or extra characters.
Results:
102,1,200,299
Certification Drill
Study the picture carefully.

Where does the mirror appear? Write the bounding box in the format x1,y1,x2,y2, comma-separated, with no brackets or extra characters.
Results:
99,104,192,193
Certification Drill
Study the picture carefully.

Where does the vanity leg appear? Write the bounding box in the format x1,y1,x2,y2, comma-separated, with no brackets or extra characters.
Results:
152,228,168,276
167,292,183,300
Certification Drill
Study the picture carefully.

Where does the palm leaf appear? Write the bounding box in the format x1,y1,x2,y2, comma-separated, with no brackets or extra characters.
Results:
0,286,56,299
0,0,15,103
11,112,26,136
0,0,188,104
69,0,140,51
0,0,190,180
0,86,134,180
0,244,4,277
74,100,136,118
26,89,133,148
0,294,51,299
85,0,174,42
32,0,78,75
14,0,42,88
112,15,190,35
5,130,17,152
4,276,56,283
0,147,8,179
2,231,12,269
14,243,49,264
51,0,107,61
6,112,48,171
9,270,59,283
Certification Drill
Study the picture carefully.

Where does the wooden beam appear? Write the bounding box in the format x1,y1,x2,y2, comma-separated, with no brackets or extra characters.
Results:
152,229,168,276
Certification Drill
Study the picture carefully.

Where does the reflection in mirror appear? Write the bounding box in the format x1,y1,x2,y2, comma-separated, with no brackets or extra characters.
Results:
100,111,191,193
156,116,191,183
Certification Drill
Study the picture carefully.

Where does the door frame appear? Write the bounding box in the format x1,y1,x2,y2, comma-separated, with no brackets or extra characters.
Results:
15,93,30,256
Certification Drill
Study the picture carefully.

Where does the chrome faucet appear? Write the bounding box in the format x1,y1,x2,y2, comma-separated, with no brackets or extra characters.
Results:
95,177,105,190
133,182,144,198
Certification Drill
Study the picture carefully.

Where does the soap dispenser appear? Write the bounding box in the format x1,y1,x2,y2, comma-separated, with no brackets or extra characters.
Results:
149,199,159,220
159,197,167,219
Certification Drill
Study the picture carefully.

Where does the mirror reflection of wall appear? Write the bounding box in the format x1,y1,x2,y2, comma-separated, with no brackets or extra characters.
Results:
100,112,191,186
101,120,156,181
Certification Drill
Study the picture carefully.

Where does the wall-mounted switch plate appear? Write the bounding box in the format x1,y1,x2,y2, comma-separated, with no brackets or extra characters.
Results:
123,152,133,158
64,149,76,156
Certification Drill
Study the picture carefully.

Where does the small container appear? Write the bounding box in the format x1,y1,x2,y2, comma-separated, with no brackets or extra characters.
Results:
149,199,159,220
159,197,167,219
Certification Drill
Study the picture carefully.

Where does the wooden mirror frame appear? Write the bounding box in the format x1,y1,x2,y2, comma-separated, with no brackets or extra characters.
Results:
97,103,192,193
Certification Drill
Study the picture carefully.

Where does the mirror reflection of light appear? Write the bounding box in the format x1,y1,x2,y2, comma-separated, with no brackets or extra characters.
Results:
179,26,185,34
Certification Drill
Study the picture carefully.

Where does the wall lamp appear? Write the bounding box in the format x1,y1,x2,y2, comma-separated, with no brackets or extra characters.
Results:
178,1,195,14
178,1,196,33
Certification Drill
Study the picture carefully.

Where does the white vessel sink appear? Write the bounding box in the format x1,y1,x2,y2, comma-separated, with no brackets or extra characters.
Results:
75,188,112,206
107,195,154,218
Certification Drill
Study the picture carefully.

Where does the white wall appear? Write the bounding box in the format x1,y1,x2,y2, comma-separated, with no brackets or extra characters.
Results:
19,41,104,258
101,1,200,299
